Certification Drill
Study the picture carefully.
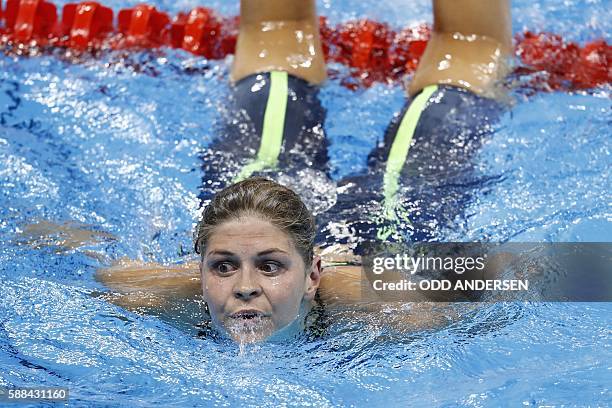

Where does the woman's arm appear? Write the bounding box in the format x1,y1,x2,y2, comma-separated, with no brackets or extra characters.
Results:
231,0,327,85
318,252,514,331
93,245,350,310
95,259,201,309
409,0,512,97
319,265,460,331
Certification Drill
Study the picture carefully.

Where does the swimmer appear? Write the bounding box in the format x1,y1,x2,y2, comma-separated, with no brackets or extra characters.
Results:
99,177,511,343
97,0,514,342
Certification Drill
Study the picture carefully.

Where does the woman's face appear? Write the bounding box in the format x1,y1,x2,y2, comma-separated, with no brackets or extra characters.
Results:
200,216,321,343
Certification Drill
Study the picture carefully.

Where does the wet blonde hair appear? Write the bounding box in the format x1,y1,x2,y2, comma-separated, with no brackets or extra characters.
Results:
194,177,316,266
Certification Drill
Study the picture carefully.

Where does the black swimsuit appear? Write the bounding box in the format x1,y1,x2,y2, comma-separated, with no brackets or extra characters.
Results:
317,85,505,250
199,73,504,249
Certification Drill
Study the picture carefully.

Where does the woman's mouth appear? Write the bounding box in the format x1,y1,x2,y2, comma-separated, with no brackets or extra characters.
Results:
224,309,275,344
229,310,268,320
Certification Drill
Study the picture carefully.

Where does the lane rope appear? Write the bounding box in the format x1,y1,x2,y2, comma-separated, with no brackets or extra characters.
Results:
0,0,609,91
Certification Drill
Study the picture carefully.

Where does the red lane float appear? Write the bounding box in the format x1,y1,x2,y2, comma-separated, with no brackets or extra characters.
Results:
324,19,430,88
117,4,169,46
516,31,611,90
170,8,237,58
4,0,57,43
61,2,113,48
171,7,220,57
0,0,610,91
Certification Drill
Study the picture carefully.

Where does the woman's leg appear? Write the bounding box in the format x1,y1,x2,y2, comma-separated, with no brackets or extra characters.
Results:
199,1,331,209
231,0,327,85
372,0,512,239
199,72,329,204
317,85,505,250
319,0,511,247
373,85,506,241
409,0,512,98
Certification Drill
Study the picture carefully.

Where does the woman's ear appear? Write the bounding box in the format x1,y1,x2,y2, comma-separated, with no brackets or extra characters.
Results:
304,256,322,300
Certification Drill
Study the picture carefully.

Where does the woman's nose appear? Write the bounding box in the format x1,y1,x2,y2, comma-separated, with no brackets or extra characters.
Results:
233,269,262,301
234,286,262,301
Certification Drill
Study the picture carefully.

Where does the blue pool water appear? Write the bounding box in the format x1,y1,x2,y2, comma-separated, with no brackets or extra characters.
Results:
1,0,611,406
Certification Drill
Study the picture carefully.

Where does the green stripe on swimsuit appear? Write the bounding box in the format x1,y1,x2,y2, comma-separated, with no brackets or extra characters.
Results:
233,71,289,183
377,85,438,241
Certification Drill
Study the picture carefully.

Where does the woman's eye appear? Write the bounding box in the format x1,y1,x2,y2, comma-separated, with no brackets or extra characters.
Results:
213,262,236,274
260,262,282,274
